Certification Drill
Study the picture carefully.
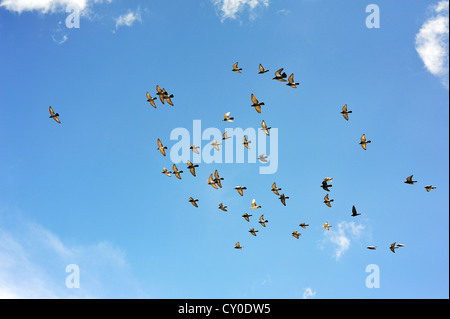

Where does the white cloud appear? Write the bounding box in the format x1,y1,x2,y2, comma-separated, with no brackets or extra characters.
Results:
115,9,142,30
213,0,269,22
322,221,365,260
0,213,146,298
415,0,449,88
0,0,111,14
302,287,316,299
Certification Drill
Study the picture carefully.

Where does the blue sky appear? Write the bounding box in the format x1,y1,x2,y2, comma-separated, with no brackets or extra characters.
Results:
0,0,448,299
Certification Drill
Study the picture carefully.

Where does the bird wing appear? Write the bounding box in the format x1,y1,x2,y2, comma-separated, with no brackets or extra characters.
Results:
361,134,366,143
165,96,174,106
49,106,55,116
224,112,230,119
342,104,348,112
352,206,357,215
214,170,220,179
259,64,265,72
255,105,261,113
53,116,61,124
261,120,267,129
237,188,243,196
343,113,349,121
251,199,257,207
233,62,239,69
406,175,413,182
275,68,284,77
157,138,163,148
251,94,258,105
288,73,294,83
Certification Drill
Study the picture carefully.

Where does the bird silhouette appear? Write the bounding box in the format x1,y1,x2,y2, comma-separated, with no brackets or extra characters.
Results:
146,92,157,108
341,104,352,121
186,160,198,177
425,185,437,192
189,197,199,207
323,222,332,230
273,68,287,82
49,106,61,124
242,213,252,222
359,134,371,150
321,180,332,192
351,205,361,217
218,203,228,212
222,131,231,140
249,228,259,236
232,62,242,73
251,199,261,209
323,194,334,207
367,246,377,250
234,242,243,249
251,94,265,113
299,223,309,229
389,242,398,253
157,138,168,156
258,64,269,74
207,174,219,189
156,85,166,104
404,175,417,185
286,73,299,88
292,231,301,239
234,186,247,196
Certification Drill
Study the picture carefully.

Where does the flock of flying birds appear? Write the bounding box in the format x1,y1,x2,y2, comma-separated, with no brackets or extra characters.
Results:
48,62,437,255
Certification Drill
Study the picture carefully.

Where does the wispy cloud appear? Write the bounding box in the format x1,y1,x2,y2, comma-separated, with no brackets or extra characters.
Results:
115,9,142,30
0,0,112,14
0,212,146,298
302,287,316,299
321,221,365,260
212,0,269,22
415,0,449,88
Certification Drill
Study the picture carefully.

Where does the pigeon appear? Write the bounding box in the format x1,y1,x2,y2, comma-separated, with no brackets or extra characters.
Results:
261,120,271,136
163,89,175,106
249,228,259,236
323,194,334,207
292,231,301,239
251,199,261,209
243,135,251,149
242,213,252,222
271,182,282,195
279,194,289,206
389,242,398,253
223,112,234,122
258,154,269,162
156,85,166,104
207,174,219,189
232,62,242,73
234,242,243,249
351,205,361,217
234,186,247,196
367,246,377,250
273,68,287,82
186,160,199,177
218,203,228,212
425,185,437,192
49,106,61,124
190,145,200,154
323,222,332,231
299,223,309,229
172,164,183,179
258,64,269,74
259,215,268,227
359,134,371,150
157,138,167,156
321,180,332,192
341,104,352,121
396,243,406,248
146,92,157,108
214,170,224,188
211,140,221,151
286,73,299,88
251,94,265,113
189,197,199,207
222,131,231,140
404,175,417,185
162,167,172,177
